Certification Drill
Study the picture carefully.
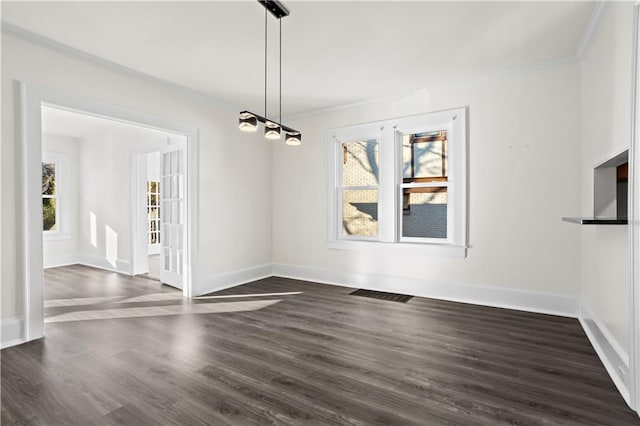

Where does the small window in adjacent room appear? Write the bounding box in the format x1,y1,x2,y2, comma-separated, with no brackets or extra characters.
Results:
42,161,58,232
147,180,161,244
42,152,70,240
328,108,467,256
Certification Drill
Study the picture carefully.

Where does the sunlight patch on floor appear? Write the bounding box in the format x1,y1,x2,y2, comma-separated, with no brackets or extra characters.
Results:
121,292,182,303
45,292,182,308
44,291,298,310
194,291,302,300
45,299,282,323
45,295,124,307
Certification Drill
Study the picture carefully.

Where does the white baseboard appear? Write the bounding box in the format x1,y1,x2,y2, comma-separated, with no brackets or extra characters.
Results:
76,254,132,275
271,263,579,318
197,264,273,296
43,255,79,269
1,317,25,349
579,300,630,404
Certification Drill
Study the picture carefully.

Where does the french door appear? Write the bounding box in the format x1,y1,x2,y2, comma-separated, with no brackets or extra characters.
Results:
160,138,186,289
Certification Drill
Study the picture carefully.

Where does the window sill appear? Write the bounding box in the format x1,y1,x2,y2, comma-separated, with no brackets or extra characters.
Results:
43,233,72,242
326,240,467,258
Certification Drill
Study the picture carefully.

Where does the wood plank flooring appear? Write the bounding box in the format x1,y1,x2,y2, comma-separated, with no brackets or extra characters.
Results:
2,264,639,425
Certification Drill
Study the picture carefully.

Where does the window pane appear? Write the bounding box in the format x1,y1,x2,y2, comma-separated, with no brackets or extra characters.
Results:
163,177,171,199
342,189,378,236
402,187,447,239
42,162,56,195
171,151,178,175
402,132,447,179
342,139,379,187
43,197,57,231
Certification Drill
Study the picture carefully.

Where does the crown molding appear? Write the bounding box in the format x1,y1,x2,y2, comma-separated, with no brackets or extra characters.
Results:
575,1,609,60
1,21,241,113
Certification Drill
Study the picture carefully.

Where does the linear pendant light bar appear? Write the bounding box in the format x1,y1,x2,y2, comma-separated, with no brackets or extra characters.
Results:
258,0,289,19
238,0,301,146
239,110,298,134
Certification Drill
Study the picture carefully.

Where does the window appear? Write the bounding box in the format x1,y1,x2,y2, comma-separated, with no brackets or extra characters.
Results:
401,130,448,240
42,161,58,232
328,108,467,256
147,181,161,245
341,139,379,238
42,152,70,240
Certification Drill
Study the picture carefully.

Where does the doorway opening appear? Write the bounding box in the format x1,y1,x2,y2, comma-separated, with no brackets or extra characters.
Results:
41,105,188,293
19,82,199,342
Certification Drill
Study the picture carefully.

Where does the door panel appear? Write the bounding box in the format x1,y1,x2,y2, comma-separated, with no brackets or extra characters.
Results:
160,139,185,289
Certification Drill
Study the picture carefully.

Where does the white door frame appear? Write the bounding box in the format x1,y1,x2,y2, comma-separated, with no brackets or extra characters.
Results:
630,3,640,414
18,81,199,342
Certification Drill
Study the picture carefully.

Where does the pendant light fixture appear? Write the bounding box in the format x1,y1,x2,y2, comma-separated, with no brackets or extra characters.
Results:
238,0,302,146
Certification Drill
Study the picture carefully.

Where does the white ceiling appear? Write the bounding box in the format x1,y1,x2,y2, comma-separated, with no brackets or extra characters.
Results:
4,1,595,116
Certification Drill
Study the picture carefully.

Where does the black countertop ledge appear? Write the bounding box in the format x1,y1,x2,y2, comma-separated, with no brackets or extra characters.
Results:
562,217,628,225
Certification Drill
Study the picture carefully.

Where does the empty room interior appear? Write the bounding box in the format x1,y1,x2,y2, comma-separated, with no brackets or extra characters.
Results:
1,1,640,424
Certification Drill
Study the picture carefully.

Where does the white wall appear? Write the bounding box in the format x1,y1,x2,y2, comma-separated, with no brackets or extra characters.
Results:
42,134,79,267
76,125,168,272
147,151,160,182
579,1,634,381
1,32,273,320
273,61,583,314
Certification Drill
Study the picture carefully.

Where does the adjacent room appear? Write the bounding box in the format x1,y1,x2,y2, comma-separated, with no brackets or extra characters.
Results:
40,105,187,284
2,1,640,424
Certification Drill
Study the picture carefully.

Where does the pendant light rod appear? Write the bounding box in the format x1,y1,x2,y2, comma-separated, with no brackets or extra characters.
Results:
264,6,267,119
239,0,301,146
279,17,282,125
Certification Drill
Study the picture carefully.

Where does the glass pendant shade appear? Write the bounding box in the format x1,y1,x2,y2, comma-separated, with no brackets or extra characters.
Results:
285,131,302,146
264,121,281,140
238,112,258,132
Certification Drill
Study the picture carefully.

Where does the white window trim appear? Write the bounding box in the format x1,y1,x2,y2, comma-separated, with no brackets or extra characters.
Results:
326,108,467,257
42,152,71,241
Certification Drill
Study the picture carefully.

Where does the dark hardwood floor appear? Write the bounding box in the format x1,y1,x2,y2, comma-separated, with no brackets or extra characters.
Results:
2,264,639,425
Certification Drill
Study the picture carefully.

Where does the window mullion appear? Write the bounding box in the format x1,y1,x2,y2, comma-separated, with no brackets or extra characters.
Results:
378,125,396,243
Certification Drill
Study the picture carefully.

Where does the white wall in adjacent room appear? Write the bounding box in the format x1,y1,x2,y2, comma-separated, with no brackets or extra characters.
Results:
76,125,168,272
272,61,583,307
147,151,161,182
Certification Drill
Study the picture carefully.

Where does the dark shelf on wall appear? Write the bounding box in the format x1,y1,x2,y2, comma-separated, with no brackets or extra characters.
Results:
562,217,628,225
567,150,630,226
